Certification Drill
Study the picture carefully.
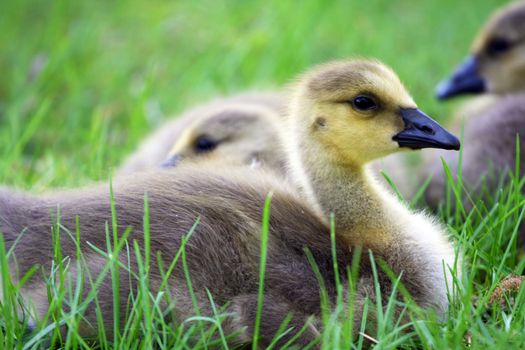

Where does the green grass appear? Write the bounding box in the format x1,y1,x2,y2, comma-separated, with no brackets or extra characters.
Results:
2,0,525,349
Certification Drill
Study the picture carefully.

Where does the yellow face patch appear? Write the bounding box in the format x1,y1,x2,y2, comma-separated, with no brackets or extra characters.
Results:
294,59,417,165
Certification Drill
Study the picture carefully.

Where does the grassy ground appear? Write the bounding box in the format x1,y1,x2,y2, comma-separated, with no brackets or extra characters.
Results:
1,0,524,349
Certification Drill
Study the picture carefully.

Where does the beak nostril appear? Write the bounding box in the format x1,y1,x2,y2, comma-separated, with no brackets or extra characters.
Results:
421,125,434,134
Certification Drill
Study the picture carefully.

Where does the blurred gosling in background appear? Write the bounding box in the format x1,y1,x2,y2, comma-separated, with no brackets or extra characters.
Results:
118,92,285,174
426,0,525,210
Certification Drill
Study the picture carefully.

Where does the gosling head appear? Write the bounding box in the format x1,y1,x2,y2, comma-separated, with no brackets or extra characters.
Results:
289,59,460,166
437,1,525,99
161,104,284,170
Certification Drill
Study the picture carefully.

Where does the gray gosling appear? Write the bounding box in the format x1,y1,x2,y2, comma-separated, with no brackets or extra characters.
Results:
118,91,284,174
2,59,460,347
436,0,525,98
160,101,288,175
426,0,525,209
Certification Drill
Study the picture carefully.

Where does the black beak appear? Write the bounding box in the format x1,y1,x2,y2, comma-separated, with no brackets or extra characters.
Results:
435,56,486,100
160,154,182,168
393,108,460,151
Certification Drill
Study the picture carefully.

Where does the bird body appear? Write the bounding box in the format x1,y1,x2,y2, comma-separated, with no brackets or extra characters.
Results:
428,0,525,211
2,59,459,347
425,94,525,208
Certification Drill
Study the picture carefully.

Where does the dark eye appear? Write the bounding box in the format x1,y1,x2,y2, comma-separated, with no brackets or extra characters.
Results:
352,95,377,111
194,135,217,153
486,38,512,56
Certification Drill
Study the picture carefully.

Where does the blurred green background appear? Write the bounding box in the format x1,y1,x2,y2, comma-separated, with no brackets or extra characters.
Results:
0,0,503,189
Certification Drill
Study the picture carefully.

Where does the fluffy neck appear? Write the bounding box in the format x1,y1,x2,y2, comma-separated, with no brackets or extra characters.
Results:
286,132,397,249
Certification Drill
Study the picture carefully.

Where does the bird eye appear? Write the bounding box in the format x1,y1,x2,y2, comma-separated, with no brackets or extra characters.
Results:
194,135,218,153
486,38,512,56
352,95,378,112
